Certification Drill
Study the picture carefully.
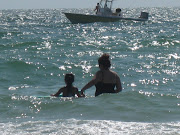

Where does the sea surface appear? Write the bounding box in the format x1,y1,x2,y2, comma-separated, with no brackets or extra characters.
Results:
0,7,180,134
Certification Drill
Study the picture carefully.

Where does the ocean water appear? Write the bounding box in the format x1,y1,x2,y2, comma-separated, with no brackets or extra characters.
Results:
0,7,180,134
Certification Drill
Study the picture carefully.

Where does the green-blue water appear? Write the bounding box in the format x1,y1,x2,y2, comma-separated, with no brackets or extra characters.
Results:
0,7,180,134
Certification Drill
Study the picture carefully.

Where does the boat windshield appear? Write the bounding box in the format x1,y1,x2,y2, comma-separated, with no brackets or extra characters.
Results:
99,0,113,9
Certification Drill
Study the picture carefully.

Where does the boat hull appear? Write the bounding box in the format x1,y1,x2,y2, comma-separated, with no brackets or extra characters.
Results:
64,12,148,24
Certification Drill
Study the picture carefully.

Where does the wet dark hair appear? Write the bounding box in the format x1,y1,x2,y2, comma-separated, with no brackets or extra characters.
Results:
64,73,74,94
116,8,121,13
98,53,111,69
65,73,74,86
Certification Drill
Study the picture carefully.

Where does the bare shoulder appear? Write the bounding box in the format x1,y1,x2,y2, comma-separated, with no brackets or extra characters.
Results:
110,70,119,76
73,86,78,90
60,86,67,91
72,87,79,94
95,70,103,81
72,86,78,91
96,70,102,76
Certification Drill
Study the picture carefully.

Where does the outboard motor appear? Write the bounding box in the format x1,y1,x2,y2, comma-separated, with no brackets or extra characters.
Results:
139,12,149,19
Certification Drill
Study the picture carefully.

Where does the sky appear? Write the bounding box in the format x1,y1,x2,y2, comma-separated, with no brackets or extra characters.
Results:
0,0,179,9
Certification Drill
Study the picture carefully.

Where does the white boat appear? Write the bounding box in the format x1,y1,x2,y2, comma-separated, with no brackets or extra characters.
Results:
64,0,149,24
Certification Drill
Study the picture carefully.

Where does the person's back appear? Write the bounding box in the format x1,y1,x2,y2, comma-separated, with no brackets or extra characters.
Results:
95,70,118,96
60,86,77,97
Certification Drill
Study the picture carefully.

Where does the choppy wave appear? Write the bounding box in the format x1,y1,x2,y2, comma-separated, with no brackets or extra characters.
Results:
0,119,180,135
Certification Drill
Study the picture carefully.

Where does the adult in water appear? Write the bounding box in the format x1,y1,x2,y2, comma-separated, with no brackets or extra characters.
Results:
51,73,82,97
81,53,122,96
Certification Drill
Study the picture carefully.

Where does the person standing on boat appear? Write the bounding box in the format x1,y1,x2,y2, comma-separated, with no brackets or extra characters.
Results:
81,53,122,97
94,3,100,14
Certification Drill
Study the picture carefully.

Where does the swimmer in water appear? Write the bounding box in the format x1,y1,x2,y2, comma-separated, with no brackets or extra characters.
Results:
51,73,82,97
81,53,122,97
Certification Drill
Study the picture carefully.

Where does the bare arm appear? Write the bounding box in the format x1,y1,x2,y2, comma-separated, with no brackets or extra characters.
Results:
81,79,96,94
94,6,98,11
115,74,122,93
81,71,101,94
51,88,63,97
74,88,84,97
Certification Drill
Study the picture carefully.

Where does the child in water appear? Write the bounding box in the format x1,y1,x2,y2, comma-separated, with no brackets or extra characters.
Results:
51,73,82,97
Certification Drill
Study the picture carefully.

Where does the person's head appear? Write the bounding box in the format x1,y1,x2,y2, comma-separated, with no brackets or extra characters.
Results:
116,8,121,13
65,73,74,86
98,53,111,70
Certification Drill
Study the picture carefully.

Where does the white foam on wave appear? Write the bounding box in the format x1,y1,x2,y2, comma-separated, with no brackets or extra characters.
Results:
0,119,180,135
